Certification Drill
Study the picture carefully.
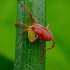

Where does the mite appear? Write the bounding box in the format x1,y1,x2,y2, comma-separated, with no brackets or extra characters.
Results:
15,1,55,63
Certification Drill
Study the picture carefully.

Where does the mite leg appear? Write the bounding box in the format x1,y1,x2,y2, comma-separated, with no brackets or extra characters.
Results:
20,1,38,24
46,24,50,29
20,1,34,23
20,29,31,34
40,39,45,64
15,22,29,28
46,24,53,35
30,35,38,43
47,39,55,50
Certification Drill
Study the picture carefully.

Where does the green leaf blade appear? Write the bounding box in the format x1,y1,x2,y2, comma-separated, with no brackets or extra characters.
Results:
14,0,46,70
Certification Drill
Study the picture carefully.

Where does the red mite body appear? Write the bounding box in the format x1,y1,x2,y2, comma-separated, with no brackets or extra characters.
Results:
32,24,52,41
15,1,55,64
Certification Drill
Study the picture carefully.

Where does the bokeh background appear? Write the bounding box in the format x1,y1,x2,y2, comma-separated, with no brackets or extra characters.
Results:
46,0,70,70
0,0,16,70
0,0,70,70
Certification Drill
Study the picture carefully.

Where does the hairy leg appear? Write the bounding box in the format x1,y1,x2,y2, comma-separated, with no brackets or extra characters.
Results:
40,39,45,64
20,1,38,24
30,35,38,43
46,24,50,29
15,22,29,28
46,38,55,50
20,29,31,34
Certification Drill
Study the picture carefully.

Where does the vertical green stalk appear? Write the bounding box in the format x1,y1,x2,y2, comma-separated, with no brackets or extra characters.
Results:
14,0,46,70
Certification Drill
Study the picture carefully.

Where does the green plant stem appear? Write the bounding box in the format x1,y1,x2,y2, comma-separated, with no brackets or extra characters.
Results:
14,0,46,70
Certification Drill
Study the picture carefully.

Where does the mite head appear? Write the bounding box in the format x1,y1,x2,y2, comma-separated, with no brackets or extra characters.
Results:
31,24,39,30
31,24,41,30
